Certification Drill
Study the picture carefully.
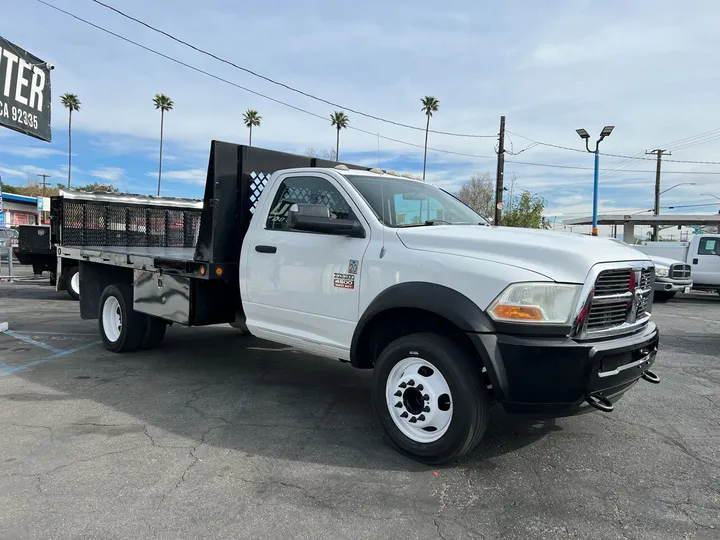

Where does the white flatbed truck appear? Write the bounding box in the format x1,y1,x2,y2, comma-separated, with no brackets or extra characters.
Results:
53,142,662,463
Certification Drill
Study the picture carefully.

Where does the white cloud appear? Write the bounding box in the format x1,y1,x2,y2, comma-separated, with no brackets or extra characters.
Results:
147,168,206,184
90,167,124,183
1,146,66,159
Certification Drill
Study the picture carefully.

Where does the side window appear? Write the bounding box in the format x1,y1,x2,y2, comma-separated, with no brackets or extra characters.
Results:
698,237,720,255
265,175,356,231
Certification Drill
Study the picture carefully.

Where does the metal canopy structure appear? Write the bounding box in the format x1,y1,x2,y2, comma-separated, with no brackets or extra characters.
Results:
563,214,720,226
562,214,720,242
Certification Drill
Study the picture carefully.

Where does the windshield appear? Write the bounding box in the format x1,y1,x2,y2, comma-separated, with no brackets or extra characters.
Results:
344,175,490,227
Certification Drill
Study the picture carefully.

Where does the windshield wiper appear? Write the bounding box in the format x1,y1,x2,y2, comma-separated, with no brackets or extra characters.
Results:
424,219,453,225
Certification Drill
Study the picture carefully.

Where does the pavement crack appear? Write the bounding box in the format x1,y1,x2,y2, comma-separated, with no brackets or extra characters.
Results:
7,446,140,478
155,424,219,511
434,519,447,540
184,384,234,426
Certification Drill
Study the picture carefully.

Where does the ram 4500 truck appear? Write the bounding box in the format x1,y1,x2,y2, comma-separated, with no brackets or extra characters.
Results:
53,142,661,464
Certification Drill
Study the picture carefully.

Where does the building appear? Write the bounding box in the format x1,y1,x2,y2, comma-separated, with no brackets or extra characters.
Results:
0,193,41,227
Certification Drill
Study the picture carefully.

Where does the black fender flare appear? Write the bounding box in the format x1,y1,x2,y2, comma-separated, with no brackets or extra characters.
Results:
350,281,497,364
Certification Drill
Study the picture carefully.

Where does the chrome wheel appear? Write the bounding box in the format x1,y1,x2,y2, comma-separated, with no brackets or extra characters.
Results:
385,357,453,443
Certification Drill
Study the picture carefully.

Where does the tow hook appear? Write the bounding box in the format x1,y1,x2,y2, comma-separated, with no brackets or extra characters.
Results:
586,393,614,413
641,370,661,384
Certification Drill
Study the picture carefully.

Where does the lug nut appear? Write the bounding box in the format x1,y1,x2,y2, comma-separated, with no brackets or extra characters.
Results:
423,406,430,413
416,384,423,391
400,412,408,418
399,382,407,388
409,416,417,423
395,402,402,408
423,394,429,401
418,414,425,421
407,379,415,386
394,390,402,397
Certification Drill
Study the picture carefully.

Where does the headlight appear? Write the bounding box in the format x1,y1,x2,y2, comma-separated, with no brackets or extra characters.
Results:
655,267,669,278
488,283,582,324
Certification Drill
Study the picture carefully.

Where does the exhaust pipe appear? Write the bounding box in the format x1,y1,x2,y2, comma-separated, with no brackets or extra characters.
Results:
641,370,661,384
586,393,614,412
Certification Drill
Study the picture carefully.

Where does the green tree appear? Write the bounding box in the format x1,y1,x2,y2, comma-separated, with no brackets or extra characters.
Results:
420,96,439,181
60,93,81,188
330,111,349,161
242,109,261,146
153,93,174,196
457,173,494,219
501,190,549,229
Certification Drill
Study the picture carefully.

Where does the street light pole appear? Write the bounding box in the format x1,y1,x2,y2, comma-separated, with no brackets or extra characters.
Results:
576,126,614,236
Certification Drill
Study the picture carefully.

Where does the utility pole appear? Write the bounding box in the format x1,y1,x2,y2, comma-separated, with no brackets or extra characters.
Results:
37,173,50,197
646,149,671,241
494,115,506,226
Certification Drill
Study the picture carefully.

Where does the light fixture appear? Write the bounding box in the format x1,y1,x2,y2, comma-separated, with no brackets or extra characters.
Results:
600,125,615,138
575,128,590,139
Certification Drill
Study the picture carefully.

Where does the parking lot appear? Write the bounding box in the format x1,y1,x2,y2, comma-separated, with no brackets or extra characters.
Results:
0,273,718,540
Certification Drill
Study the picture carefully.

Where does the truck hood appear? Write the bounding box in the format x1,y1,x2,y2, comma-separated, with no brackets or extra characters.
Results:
395,226,652,284
644,254,686,267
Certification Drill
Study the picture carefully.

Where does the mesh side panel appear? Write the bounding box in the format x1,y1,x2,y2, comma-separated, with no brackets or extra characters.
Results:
127,207,147,246
184,211,200,247
147,208,166,247
84,203,106,246
106,205,127,246
166,210,185,247
59,199,201,248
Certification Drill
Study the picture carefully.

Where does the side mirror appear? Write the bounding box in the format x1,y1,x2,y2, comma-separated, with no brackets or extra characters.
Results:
288,204,366,238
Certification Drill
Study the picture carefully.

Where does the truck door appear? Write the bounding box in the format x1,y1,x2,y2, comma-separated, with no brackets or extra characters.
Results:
692,236,720,286
242,173,371,358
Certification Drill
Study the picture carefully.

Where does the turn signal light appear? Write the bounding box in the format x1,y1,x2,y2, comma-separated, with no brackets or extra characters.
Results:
199,266,206,276
491,305,544,321
215,266,223,277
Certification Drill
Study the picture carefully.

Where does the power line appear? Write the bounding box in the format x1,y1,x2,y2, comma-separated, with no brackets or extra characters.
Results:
87,0,496,139
26,1,720,176
507,130,720,165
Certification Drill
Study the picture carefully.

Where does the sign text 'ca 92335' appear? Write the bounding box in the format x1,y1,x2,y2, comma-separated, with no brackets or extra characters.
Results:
0,36,52,142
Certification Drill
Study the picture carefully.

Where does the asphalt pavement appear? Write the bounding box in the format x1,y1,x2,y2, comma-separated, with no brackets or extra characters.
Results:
0,276,718,540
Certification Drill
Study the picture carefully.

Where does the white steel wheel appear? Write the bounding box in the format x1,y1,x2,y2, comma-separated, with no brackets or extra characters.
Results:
386,357,453,443
71,271,80,295
372,332,489,464
102,296,122,343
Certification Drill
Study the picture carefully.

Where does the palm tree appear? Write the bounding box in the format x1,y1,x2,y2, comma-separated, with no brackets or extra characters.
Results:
420,96,439,181
60,93,81,188
242,109,262,146
153,93,174,196
330,111,350,161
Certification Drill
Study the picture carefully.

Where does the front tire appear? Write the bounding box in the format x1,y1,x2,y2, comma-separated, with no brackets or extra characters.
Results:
99,284,146,353
372,332,489,465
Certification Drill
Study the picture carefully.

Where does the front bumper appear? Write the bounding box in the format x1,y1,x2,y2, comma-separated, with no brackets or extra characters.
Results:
468,321,659,416
654,278,692,293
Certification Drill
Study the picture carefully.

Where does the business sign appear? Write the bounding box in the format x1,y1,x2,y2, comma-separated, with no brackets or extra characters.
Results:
0,37,52,142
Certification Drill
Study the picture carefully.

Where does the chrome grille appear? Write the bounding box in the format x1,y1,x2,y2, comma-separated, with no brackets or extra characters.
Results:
586,267,653,333
670,263,691,279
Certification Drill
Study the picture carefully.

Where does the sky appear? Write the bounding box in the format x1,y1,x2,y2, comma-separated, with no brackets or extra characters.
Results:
2,0,720,235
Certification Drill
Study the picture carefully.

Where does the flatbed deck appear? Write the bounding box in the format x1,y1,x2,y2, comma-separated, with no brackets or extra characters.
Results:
57,245,204,276
77,246,195,260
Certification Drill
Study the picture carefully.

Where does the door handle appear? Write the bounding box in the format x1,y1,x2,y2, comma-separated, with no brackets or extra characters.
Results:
255,245,277,254
693,258,698,264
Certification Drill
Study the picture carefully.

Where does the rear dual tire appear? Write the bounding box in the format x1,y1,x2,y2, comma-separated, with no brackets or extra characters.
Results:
99,284,167,353
372,333,489,465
